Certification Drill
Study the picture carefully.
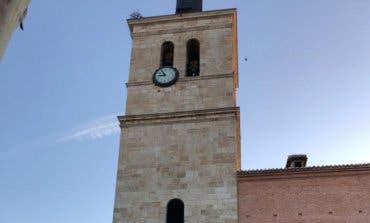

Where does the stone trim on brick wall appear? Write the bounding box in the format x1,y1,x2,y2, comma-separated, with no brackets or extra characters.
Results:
118,106,239,127
237,163,370,181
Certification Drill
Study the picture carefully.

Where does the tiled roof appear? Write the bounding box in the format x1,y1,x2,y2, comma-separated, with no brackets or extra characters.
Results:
238,163,370,176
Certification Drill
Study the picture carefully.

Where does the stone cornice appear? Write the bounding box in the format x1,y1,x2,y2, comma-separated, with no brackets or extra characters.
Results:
237,164,370,181
127,8,237,35
118,107,239,127
126,73,234,87
132,23,232,38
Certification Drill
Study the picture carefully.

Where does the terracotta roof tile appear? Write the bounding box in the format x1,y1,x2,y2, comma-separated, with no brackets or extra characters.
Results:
238,163,370,176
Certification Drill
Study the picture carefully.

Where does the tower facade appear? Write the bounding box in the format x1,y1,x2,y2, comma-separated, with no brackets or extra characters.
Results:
113,7,240,223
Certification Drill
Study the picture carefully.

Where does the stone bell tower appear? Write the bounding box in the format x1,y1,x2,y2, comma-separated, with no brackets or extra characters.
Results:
112,1,240,222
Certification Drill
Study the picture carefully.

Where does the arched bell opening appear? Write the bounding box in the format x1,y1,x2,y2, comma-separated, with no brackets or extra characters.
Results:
166,198,184,223
161,41,174,67
186,38,200,76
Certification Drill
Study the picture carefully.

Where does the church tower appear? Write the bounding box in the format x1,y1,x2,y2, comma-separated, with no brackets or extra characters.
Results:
113,1,240,222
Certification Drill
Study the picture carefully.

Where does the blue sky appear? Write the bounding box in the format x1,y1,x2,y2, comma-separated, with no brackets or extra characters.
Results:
1,0,370,222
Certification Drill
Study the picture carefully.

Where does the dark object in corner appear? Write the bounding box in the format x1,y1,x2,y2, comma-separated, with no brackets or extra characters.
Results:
176,0,202,14
286,154,308,168
19,8,28,31
130,10,143,19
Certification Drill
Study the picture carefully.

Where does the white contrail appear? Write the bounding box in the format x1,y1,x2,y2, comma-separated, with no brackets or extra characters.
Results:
58,113,120,142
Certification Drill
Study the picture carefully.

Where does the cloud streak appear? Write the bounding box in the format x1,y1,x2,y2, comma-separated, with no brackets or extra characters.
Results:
58,114,120,142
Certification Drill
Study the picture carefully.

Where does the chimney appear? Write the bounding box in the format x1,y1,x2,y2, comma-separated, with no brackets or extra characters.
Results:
285,155,308,168
176,0,203,14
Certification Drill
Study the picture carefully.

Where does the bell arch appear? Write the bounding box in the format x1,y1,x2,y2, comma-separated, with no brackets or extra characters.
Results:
186,38,200,76
161,41,174,67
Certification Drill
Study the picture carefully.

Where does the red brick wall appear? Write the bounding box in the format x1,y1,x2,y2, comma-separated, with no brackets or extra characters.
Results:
237,168,370,223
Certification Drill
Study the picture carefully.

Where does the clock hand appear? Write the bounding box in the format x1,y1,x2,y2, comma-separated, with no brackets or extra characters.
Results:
159,70,167,76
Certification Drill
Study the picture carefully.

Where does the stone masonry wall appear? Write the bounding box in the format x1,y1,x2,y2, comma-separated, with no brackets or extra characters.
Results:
238,169,370,223
128,13,234,83
124,9,237,115
113,9,239,223
126,76,234,115
114,113,239,223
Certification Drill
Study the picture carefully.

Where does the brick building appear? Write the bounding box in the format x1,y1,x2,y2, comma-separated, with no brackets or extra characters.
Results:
238,156,370,222
112,1,370,222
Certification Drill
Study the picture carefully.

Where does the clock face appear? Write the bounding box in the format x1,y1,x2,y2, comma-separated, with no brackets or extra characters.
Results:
153,67,179,87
